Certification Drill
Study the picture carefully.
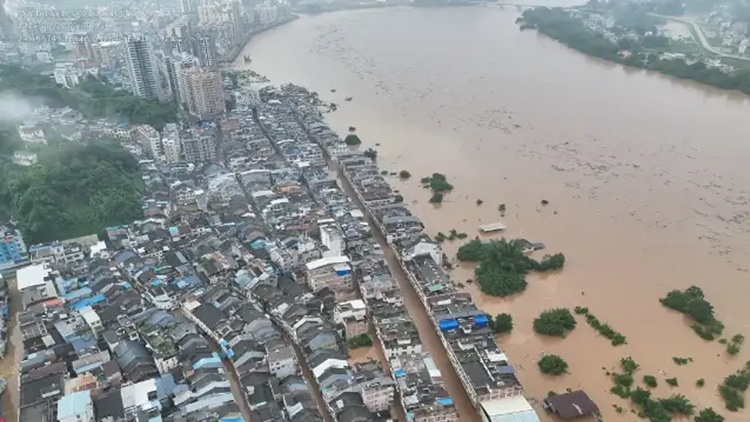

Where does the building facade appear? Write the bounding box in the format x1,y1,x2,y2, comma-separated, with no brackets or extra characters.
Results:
126,35,168,102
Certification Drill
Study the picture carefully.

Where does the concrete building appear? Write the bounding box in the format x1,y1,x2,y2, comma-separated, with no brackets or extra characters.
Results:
53,62,83,88
181,0,199,14
0,224,27,269
125,35,167,102
305,256,353,300
57,390,95,422
162,123,182,164
165,53,200,106
192,33,217,69
181,132,216,163
184,67,225,119
135,125,162,160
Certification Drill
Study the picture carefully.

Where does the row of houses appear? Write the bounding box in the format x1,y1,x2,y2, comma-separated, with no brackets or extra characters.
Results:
282,84,542,422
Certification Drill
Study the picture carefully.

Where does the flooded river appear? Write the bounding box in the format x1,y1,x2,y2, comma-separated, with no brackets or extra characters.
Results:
235,6,750,420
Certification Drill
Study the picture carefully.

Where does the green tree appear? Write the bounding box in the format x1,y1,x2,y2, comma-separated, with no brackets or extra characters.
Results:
393,194,404,203
695,408,724,422
344,134,361,145
491,313,514,334
643,375,658,388
659,394,695,415
533,308,576,336
538,354,568,375
348,334,373,349
399,170,411,179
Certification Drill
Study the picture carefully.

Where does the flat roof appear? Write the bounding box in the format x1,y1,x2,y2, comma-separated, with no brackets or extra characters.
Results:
17,264,50,291
481,396,540,422
305,255,349,271
57,390,92,420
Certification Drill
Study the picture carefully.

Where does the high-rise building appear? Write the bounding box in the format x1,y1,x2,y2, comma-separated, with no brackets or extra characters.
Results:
162,124,182,164
183,67,225,119
164,52,200,106
192,33,217,69
181,132,216,163
181,0,199,14
165,16,193,55
72,33,94,62
125,35,168,102
135,125,163,160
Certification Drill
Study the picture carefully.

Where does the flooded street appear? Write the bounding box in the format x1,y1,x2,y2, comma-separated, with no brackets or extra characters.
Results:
235,6,750,420
1,277,23,422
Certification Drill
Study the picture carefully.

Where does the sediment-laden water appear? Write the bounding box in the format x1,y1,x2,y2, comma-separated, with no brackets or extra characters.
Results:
234,7,750,420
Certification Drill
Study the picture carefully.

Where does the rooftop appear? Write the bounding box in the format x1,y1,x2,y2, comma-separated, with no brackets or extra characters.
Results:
57,390,92,420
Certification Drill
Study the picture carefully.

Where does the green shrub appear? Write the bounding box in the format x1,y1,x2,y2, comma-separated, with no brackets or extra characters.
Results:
643,375,658,388
429,193,444,203
613,373,634,388
621,356,639,375
348,334,373,349
695,407,724,422
697,378,705,387
476,199,483,205
538,354,568,375
610,384,630,398
574,306,589,315
393,194,404,203
630,387,651,406
490,313,513,334
724,372,750,391
666,377,679,387
719,384,745,411
344,134,361,145
658,394,695,415
673,357,690,365
533,308,577,337
399,170,411,179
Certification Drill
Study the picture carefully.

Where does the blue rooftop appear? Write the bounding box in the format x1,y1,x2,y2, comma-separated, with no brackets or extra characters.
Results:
57,391,92,420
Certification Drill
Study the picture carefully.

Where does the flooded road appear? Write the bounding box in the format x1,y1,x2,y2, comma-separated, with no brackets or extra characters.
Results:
1,277,22,422
235,6,750,420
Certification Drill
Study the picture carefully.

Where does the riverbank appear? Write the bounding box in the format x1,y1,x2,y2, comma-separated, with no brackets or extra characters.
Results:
234,8,750,420
518,7,750,95
224,16,299,64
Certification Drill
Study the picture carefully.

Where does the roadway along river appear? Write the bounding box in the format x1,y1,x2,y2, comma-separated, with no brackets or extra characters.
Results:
235,6,750,420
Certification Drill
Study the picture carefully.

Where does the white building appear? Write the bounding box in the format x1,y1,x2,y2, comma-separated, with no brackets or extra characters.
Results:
136,125,162,160
80,306,103,334
162,123,181,164
126,34,168,102
305,255,353,299
333,299,366,325
53,62,83,88
266,343,297,379
12,150,38,166
18,125,46,145
57,390,95,422
319,222,345,256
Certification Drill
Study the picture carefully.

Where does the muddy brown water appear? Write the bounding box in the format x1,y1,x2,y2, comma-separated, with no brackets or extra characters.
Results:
234,6,750,421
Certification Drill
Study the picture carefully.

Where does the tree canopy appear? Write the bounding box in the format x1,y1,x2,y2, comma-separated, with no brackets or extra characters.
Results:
519,8,750,96
0,141,143,244
0,65,178,130
538,354,568,375
457,238,566,297
533,308,577,336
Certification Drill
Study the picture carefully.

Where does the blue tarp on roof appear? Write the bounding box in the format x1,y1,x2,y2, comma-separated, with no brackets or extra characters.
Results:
474,314,489,328
169,227,179,235
439,319,459,332
394,369,405,378
71,294,105,310
436,397,453,406
63,288,92,302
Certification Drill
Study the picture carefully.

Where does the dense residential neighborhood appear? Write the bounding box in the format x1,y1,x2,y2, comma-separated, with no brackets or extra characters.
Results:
0,68,547,422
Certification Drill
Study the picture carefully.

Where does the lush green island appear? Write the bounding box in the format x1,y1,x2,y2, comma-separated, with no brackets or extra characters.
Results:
518,6,750,95
0,141,144,244
456,238,565,296
0,65,178,130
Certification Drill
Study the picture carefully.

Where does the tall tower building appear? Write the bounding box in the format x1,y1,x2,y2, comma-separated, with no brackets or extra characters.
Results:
192,33,217,69
184,67,225,119
165,53,200,106
125,35,167,102
161,124,182,164
180,0,199,14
